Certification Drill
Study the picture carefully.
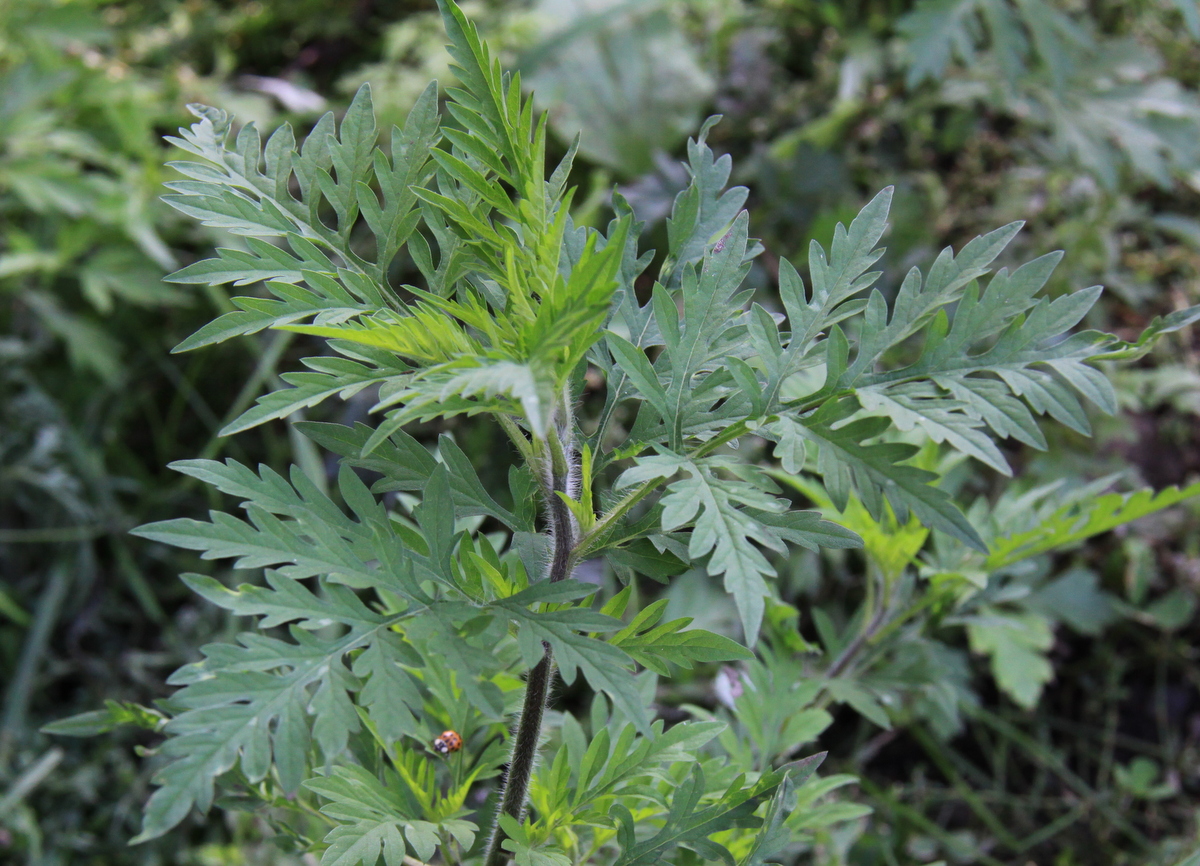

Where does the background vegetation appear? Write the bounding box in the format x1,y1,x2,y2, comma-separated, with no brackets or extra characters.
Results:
2,0,1199,863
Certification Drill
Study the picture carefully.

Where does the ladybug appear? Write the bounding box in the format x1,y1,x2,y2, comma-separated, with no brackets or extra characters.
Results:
432,730,463,755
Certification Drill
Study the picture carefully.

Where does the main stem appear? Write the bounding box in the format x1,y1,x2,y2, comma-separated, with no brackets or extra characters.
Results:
485,420,577,866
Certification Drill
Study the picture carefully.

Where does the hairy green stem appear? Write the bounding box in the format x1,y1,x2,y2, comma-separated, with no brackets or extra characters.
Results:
485,646,553,866
485,417,578,866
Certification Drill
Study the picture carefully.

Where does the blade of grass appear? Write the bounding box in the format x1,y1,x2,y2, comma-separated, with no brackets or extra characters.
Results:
0,558,73,762
909,724,1023,852
1013,801,1088,854
858,776,1009,866
0,526,105,543
0,747,64,817
968,705,1153,851
113,538,166,624
0,588,30,627
200,331,293,461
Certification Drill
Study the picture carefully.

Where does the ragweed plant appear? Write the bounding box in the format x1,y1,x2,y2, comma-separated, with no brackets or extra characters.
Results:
47,1,1200,864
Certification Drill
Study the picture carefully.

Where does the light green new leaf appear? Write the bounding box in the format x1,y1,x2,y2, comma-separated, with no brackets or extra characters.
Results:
774,473,928,583
966,610,1054,709
985,481,1200,570
41,700,165,737
1092,303,1200,361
